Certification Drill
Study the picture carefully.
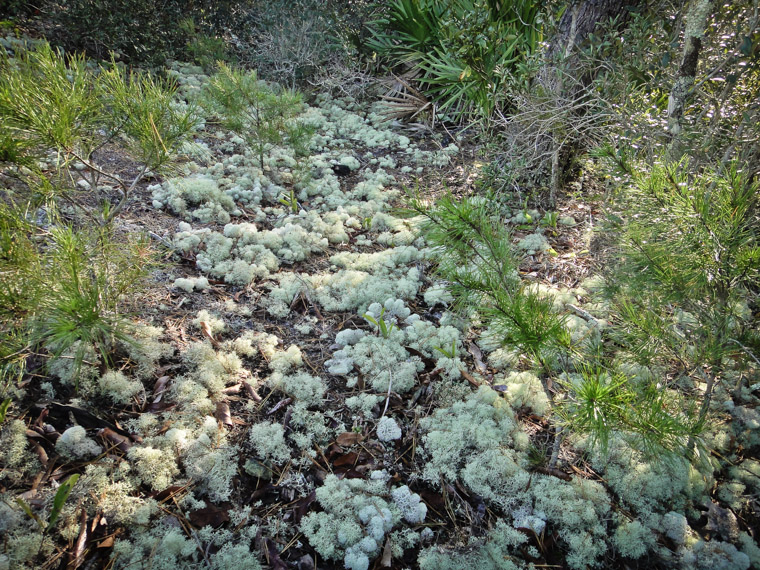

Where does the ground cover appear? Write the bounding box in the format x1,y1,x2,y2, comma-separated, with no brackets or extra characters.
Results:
1,50,758,570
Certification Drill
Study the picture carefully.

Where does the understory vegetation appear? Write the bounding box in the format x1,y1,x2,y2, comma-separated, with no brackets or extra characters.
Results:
0,1,759,569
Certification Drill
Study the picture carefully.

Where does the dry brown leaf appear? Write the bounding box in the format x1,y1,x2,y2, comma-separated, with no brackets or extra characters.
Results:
215,402,233,426
241,380,263,402
460,370,481,387
199,321,219,347
380,537,393,567
467,342,488,375
336,432,364,446
99,428,132,453
68,509,88,569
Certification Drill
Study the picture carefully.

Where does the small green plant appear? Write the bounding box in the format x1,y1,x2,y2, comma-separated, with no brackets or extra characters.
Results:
363,308,398,339
17,474,80,534
278,188,300,214
33,228,154,385
407,190,568,376
0,43,199,226
201,63,305,170
540,211,559,229
605,158,760,448
433,339,457,358
0,399,11,423
557,366,695,456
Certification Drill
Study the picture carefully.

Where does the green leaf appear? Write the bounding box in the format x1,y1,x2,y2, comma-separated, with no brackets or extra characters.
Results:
739,35,752,56
48,474,79,530
0,399,11,423
16,497,43,528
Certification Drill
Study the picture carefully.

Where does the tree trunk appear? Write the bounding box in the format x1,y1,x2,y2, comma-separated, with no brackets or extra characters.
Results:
540,0,644,203
666,0,715,161
549,0,644,59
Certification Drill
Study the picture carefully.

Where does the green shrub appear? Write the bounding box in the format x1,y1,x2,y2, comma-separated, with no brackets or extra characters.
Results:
0,42,199,225
605,159,760,437
367,0,542,119
33,0,241,67
200,63,306,170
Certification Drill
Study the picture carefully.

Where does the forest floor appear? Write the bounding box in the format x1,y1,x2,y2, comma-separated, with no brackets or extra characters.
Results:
4,59,758,570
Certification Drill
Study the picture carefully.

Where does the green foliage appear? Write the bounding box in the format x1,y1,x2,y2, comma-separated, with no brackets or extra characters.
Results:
179,18,230,72
48,474,79,530
201,63,306,170
38,0,241,67
433,340,457,358
0,399,10,423
367,0,542,118
0,203,154,392
540,211,559,229
16,474,79,533
0,42,199,225
278,189,300,214
604,158,760,443
363,307,398,339
557,366,696,456
31,228,153,378
408,191,567,368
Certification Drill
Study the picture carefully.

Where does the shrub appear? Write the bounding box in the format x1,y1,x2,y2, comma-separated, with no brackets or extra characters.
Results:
29,0,241,67
367,0,542,119
604,159,760,444
200,63,306,170
0,42,199,226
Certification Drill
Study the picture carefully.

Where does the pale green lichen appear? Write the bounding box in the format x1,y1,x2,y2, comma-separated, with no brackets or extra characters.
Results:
0,419,38,483
56,426,102,460
300,471,424,569
98,370,143,404
267,371,326,407
377,416,402,442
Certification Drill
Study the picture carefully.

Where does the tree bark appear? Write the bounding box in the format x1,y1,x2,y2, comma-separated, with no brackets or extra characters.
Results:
540,0,644,203
666,0,715,161
549,0,644,59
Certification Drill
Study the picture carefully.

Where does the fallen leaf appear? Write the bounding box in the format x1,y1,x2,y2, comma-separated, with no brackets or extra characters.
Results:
241,380,262,402
460,370,480,387
380,537,393,567
332,452,359,468
68,509,88,569
215,402,233,426
293,491,317,524
199,321,219,347
99,428,132,453
336,432,364,446
267,398,292,415
263,537,288,570
467,342,488,375
189,502,230,528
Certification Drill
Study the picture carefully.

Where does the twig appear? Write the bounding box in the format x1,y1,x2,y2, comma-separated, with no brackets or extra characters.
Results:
381,369,393,418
